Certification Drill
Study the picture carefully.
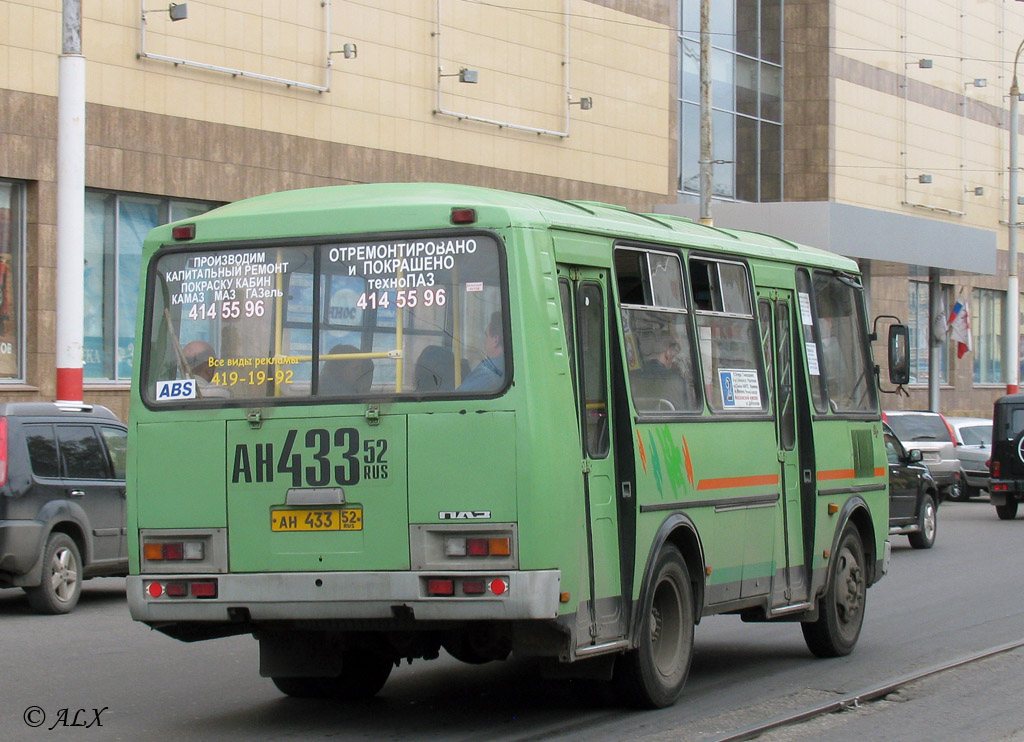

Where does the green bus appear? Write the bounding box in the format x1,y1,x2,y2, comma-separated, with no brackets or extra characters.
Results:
127,183,906,708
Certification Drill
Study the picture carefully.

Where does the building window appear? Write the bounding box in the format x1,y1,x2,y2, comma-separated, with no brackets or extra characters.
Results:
84,191,216,381
679,0,782,202
907,281,950,385
972,288,1003,385
0,180,24,381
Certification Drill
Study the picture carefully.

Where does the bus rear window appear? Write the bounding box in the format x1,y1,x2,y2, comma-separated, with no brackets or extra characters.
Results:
143,234,507,404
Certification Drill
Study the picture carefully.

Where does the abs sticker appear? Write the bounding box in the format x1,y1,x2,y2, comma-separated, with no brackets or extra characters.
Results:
155,379,196,400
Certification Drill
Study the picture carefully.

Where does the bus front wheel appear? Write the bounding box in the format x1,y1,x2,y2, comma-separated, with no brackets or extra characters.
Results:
802,524,866,658
272,649,393,700
613,544,694,708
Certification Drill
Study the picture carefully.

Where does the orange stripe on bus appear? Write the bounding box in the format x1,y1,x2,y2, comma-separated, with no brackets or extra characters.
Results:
697,474,779,491
818,468,888,481
817,469,855,481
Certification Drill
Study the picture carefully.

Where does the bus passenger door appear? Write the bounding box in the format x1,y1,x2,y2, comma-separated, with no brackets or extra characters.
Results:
558,268,625,646
760,293,810,607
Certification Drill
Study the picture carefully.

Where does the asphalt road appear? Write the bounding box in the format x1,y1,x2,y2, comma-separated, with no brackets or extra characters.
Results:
1,499,1022,741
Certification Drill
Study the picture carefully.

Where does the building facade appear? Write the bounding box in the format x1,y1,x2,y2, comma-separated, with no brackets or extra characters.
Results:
663,0,1021,417
1,0,1021,419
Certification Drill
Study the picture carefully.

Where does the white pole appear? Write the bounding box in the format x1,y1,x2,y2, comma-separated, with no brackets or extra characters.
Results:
1008,44,1022,396
56,0,85,403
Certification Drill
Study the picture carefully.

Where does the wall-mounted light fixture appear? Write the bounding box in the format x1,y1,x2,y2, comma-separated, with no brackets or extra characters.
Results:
329,43,358,60
569,96,593,110
144,2,188,21
440,68,478,84
906,58,933,69
908,173,933,184
966,78,988,88
967,186,985,196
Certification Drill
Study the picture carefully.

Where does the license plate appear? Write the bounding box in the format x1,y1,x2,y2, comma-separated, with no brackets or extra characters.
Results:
270,507,363,532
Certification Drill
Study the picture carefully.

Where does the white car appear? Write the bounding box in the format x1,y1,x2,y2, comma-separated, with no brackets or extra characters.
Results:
947,416,993,500
883,411,964,501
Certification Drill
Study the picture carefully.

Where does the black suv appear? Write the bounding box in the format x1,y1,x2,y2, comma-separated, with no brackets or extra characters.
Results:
884,423,939,549
0,403,128,613
989,393,1024,520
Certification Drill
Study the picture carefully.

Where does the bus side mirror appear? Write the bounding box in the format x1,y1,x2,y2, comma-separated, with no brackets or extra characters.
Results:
888,324,910,385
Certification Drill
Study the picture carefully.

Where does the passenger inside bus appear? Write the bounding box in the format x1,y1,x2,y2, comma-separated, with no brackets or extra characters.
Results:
630,328,695,412
319,344,374,396
458,312,504,392
183,340,231,399
414,345,457,392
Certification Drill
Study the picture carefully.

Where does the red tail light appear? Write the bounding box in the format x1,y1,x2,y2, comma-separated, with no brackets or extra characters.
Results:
993,460,1001,477
0,416,7,486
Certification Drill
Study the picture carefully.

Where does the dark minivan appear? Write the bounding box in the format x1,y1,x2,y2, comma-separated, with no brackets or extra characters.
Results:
0,403,128,613
990,393,1024,520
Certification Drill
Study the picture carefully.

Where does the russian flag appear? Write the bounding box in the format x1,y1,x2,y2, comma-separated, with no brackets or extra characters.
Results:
948,299,972,359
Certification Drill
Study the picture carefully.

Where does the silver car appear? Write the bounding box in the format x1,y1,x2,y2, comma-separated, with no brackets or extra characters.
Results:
947,416,992,499
883,410,963,501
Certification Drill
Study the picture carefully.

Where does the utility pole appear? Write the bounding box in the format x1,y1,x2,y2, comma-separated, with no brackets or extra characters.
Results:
698,0,713,226
56,0,85,403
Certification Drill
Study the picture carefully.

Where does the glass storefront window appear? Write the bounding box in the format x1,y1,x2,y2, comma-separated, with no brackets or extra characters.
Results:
908,281,950,386
678,0,783,203
0,181,24,381
973,288,1004,384
84,191,216,381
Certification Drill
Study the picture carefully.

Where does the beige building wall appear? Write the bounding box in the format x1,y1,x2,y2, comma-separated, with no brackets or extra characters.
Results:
826,0,1024,416
0,0,678,419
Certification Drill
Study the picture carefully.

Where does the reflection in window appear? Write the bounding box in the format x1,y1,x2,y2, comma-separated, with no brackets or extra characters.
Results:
85,191,217,381
808,272,877,413
908,281,950,385
617,248,701,414
144,235,508,404
973,288,1004,384
25,425,58,478
678,0,783,202
58,426,109,479
690,257,764,412
0,181,24,380
101,426,128,480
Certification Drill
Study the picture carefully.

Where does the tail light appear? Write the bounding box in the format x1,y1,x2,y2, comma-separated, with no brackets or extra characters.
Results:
143,540,205,561
146,579,218,599
0,416,8,486
993,459,1001,477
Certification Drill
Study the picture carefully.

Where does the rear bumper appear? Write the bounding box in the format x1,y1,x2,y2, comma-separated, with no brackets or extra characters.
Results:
961,469,989,489
989,480,1024,504
0,520,44,584
128,569,562,624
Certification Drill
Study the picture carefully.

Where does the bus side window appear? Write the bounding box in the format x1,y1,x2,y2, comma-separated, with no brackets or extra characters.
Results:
615,247,702,414
689,257,765,413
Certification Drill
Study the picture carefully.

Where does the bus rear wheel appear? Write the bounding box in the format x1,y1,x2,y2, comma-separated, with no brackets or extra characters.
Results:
613,544,694,708
272,650,393,700
802,524,866,658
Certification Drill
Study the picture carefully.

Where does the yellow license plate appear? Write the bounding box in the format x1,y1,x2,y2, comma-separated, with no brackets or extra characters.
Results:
270,508,363,532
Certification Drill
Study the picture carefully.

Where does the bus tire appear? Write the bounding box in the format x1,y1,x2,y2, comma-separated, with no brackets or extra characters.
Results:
907,494,937,549
996,501,1019,520
613,544,694,708
272,650,393,700
801,524,866,658
25,533,82,615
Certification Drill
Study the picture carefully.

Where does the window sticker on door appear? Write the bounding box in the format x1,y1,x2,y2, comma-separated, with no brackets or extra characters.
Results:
718,369,761,409
155,379,196,400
